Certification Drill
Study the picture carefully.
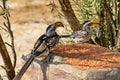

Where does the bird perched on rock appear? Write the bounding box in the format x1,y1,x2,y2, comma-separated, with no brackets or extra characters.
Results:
13,21,64,80
33,21,64,58
71,19,100,43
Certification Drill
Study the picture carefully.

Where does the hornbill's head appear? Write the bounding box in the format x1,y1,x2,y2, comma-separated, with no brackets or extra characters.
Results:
83,19,100,28
71,19,101,43
54,21,64,30
46,21,64,37
89,19,101,26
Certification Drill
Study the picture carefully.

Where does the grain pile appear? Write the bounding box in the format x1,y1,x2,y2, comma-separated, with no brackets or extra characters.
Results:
51,43,120,70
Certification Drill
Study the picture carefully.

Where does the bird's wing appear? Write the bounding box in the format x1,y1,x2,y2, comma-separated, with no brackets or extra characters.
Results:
80,31,88,38
72,30,88,38
47,33,59,48
32,34,47,53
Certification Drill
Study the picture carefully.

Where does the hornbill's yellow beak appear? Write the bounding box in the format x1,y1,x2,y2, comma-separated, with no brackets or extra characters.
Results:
54,21,64,30
89,19,101,27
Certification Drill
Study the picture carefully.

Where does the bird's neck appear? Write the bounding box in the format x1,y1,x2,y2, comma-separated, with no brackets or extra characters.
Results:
46,24,56,37
83,26,92,35
82,26,90,30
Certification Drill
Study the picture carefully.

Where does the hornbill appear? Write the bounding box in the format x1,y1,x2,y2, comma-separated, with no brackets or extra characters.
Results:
14,21,64,80
33,21,64,58
71,19,100,43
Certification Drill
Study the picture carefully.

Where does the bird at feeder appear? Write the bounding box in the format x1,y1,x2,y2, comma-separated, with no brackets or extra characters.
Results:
71,19,100,43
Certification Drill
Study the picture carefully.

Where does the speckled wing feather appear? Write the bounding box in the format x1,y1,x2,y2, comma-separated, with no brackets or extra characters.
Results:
71,30,91,42
32,34,49,58
33,34,46,51
72,30,88,38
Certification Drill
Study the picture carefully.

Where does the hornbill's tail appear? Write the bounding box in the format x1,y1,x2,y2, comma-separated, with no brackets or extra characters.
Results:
13,54,35,80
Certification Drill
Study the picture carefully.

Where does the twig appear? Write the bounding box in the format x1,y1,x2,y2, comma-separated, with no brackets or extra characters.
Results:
0,74,3,80
0,34,15,80
0,26,8,31
1,65,7,71
1,0,17,68
5,42,12,48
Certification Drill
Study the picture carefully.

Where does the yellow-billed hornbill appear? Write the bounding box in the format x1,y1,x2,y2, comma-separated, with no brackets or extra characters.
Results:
14,21,64,80
33,21,64,57
71,19,100,43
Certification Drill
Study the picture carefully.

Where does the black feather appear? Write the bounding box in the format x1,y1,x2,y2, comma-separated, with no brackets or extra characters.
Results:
46,24,54,32
82,20,90,26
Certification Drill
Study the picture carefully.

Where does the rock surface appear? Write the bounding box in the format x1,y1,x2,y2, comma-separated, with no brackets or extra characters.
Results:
20,56,120,80
20,43,120,80
51,43,120,70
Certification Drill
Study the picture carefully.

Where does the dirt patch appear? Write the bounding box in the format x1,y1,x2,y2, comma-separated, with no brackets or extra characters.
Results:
51,43,120,70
